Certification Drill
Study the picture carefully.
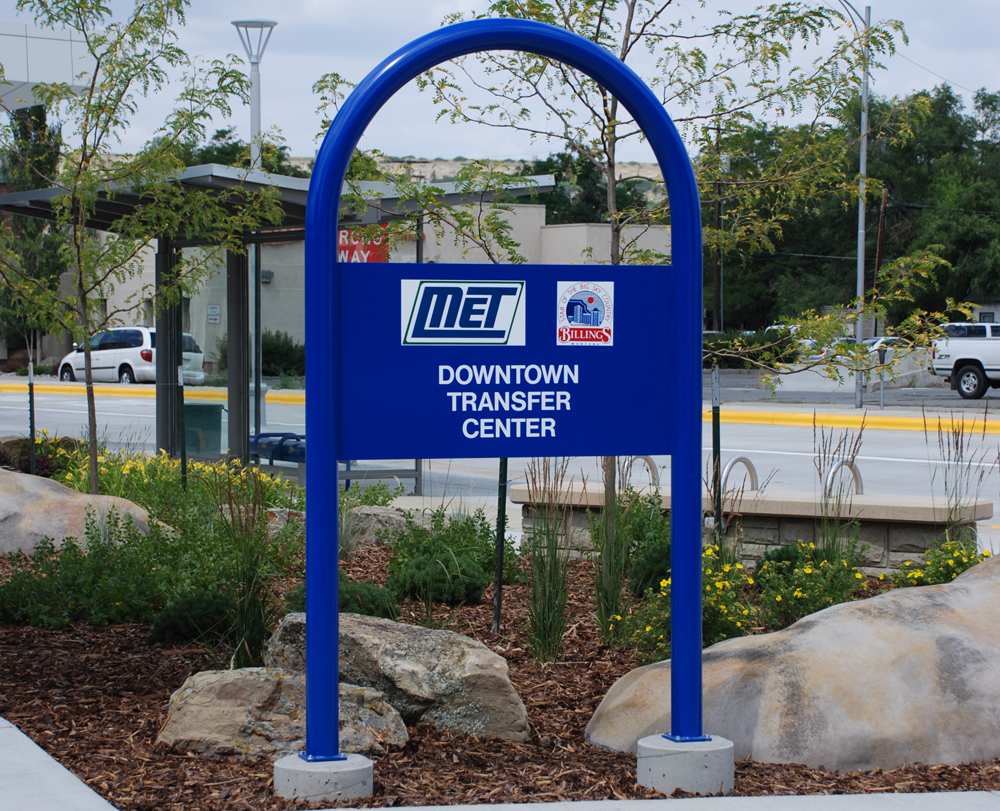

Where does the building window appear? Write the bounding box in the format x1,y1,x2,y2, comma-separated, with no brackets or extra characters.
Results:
980,311,995,323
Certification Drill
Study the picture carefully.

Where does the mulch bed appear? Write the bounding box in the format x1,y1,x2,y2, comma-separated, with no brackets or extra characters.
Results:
1,547,1000,810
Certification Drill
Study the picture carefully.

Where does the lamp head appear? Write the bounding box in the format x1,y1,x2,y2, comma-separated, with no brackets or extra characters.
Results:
232,20,278,64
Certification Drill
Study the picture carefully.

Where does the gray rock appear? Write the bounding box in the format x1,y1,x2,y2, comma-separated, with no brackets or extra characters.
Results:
156,668,407,758
266,612,530,741
586,554,1000,771
0,468,149,554
343,505,428,548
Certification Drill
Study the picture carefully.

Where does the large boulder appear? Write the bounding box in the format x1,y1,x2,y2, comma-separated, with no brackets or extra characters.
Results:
0,468,149,554
343,505,429,548
156,668,407,758
586,555,1000,771
265,612,530,742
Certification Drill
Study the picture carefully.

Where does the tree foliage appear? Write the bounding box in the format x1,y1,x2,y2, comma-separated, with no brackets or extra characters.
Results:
421,0,903,267
0,105,65,347
173,127,310,178
722,85,1000,330
0,0,283,492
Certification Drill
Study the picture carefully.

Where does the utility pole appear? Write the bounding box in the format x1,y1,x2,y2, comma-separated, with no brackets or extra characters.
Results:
853,4,871,409
712,127,722,332
873,187,889,336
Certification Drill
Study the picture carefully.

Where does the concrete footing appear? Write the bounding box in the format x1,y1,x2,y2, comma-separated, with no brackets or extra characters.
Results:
273,753,373,802
636,733,734,796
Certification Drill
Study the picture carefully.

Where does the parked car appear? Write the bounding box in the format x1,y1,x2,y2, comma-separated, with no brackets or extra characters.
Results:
58,327,205,386
930,322,1000,399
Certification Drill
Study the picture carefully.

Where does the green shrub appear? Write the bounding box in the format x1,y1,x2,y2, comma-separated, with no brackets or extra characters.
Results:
703,327,797,370
627,536,672,600
0,512,164,628
386,506,519,585
590,487,665,641
754,540,867,629
14,364,50,376
894,535,991,587
284,573,399,619
386,552,490,606
630,543,757,664
758,542,803,567
149,590,236,644
261,329,306,376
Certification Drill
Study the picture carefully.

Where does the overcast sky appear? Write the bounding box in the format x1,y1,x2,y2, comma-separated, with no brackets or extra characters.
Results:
0,0,995,162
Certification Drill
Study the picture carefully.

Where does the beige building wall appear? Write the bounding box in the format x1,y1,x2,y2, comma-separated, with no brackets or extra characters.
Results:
539,222,671,264
106,204,673,369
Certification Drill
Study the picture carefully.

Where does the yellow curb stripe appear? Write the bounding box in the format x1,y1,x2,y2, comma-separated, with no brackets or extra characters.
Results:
266,391,305,404
1,383,231,402
702,410,1000,434
2,383,993,430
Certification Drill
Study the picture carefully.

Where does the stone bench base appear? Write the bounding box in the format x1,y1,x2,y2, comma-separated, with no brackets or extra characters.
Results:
511,484,991,574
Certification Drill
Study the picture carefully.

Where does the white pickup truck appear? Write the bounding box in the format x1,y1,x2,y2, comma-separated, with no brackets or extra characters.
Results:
931,322,1000,399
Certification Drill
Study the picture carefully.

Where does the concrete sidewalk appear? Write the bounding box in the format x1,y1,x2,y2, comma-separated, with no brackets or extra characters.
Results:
0,717,116,810
331,796,1000,811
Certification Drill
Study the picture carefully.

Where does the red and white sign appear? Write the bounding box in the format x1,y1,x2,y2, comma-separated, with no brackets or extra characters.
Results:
338,228,390,263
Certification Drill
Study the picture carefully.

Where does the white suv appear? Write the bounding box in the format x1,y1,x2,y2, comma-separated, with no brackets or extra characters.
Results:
930,322,1000,399
58,327,206,386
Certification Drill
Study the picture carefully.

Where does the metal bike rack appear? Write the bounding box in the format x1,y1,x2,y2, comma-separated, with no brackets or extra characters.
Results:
824,459,864,497
629,455,661,486
721,456,759,493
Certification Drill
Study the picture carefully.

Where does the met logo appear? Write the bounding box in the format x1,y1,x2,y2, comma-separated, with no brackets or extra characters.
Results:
402,280,526,345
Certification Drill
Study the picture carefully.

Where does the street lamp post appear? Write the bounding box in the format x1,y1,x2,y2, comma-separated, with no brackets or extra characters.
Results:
836,1,871,408
232,20,277,439
232,19,277,169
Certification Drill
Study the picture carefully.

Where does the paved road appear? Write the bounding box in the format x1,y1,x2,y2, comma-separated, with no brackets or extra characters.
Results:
2,376,997,553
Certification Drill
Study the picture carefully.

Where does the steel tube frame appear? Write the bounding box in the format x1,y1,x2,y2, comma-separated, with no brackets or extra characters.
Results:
305,19,704,760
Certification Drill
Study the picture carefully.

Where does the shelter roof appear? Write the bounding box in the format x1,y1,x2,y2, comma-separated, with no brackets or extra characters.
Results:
0,163,554,244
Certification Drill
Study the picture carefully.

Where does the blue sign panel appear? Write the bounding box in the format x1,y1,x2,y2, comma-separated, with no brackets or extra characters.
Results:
339,263,673,460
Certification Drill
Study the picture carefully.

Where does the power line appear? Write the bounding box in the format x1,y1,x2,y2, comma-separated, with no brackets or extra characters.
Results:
757,251,857,261
899,202,1000,217
893,52,979,96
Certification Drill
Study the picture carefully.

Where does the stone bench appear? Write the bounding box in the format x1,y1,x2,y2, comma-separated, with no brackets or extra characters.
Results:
508,482,992,573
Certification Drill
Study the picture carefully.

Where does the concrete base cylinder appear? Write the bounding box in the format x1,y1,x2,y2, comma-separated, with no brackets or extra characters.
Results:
636,733,734,796
273,753,373,802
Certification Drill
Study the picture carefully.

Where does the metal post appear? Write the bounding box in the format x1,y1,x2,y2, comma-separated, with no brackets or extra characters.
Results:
853,5,871,409
712,366,723,539
155,238,181,456
178,364,187,487
232,20,276,170
492,457,509,635
878,345,887,411
254,242,263,437
227,249,250,465
249,60,261,168
27,348,36,476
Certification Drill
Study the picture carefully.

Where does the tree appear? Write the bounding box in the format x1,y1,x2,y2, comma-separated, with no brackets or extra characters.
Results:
0,1,282,493
0,106,65,353
174,127,310,178
422,2,901,268
420,1,906,594
524,149,647,225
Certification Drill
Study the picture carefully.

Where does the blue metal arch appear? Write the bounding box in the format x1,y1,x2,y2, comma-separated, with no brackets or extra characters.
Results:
304,19,704,760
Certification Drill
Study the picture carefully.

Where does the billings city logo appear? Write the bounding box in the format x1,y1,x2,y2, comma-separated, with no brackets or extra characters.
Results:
402,280,526,345
556,281,614,346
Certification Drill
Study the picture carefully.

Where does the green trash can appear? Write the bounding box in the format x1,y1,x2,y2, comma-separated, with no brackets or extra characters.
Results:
184,401,224,456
